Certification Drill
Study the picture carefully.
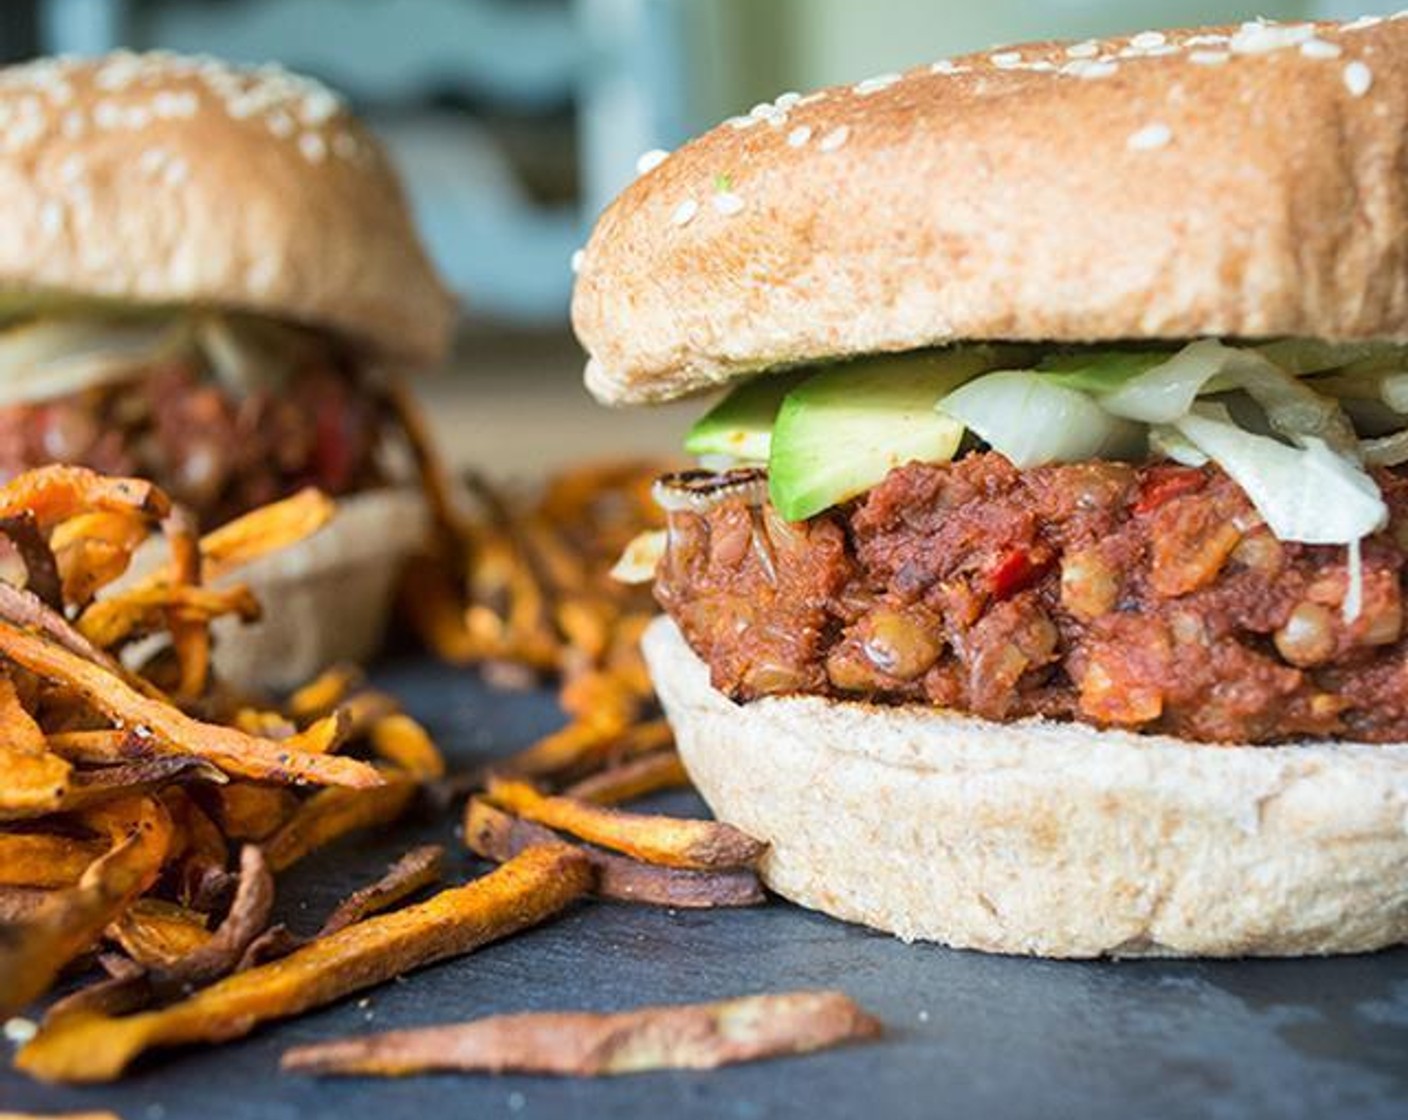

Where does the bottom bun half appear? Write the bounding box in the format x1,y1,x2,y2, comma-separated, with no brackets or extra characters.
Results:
643,616,1408,958
208,487,428,693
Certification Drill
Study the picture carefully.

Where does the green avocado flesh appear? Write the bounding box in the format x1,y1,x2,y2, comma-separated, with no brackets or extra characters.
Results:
683,372,806,462
767,348,1009,522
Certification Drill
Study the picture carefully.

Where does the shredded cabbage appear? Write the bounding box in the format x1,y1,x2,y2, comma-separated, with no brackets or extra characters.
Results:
1173,407,1386,544
0,317,190,407
938,370,1144,468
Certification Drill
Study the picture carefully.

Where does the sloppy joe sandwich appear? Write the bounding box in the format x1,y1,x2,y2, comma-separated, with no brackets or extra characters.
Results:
0,51,455,687
574,15,1408,957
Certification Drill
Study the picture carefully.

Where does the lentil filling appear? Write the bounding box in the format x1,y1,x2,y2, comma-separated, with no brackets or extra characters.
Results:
654,453,1408,744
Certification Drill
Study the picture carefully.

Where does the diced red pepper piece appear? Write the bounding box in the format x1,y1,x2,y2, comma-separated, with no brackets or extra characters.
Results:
1133,466,1206,515
988,547,1053,601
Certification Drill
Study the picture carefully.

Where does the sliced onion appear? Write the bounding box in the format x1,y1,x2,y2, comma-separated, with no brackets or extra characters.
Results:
195,314,314,395
1361,429,1408,467
938,370,1144,468
651,469,769,514
1173,407,1385,545
1101,339,1359,457
610,529,666,584
1149,425,1208,467
0,316,190,407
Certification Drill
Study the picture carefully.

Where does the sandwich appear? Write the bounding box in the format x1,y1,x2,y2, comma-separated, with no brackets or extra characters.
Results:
573,15,1408,957
0,51,454,688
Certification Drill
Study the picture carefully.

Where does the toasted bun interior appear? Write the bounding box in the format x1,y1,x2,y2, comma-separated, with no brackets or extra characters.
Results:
0,53,454,367
644,616,1408,957
575,18,1408,405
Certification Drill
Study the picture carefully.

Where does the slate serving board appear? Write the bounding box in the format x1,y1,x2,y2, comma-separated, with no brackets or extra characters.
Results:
4,658,1406,1120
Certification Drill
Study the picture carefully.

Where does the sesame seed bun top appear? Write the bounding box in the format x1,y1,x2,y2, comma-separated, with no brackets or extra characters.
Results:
573,15,1408,406
0,51,454,368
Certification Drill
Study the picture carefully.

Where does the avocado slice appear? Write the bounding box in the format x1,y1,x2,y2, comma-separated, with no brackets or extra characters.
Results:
1036,350,1168,394
767,348,1007,522
684,372,805,462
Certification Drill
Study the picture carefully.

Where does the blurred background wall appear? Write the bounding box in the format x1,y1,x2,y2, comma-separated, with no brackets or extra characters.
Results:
0,0,1399,471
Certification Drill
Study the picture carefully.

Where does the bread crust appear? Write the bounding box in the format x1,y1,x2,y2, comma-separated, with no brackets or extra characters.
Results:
0,53,453,367
644,616,1408,957
575,17,1408,404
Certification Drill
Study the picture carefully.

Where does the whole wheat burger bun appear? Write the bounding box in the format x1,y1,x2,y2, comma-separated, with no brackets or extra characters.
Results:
574,15,1408,405
645,618,1408,958
0,52,457,691
0,51,453,367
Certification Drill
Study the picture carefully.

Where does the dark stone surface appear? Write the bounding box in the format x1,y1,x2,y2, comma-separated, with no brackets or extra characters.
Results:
3,658,1406,1119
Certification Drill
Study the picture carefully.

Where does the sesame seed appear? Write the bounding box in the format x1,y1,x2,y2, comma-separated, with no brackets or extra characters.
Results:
1300,39,1342,60
1066,41,1100,59
1342,16,1383,32
59,153,84,183
163,158,189,187
570,249,585,274
787,124,812,148
854,73,900,96
1189,50,1230,66
725,115,762,131
1071,59,1119,79
819,125,850,152
299,132,327,162
670,198,699,227
1230,23,1314,54
300,88,340,125
989,51,1023,68
94,101,122,129
1127,122,1172,151
1184,33,1230,46
1130,31,1167,50
1344,59,1373,97
712,192,744,216
137,147,167,173
267,110,295,137
930,59,966,75
635,148,669,175
774,91,802,109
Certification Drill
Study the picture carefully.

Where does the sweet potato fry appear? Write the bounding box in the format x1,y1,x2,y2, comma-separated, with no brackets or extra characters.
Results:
0,511,62,608
263,777,417,873
126,488,334,592
0,621,382,789
0,674,72,817
0,582,122,673
464,799,763,910
77,584,261,651
143,844,274,1000
369,714,445,781
0,885,50,922
484,778,765,871
318,845,445,937
0,832,105,888
282,990,881,1077
109,899,212,969
56,757,226,814
160,505,210,700
59,845,273,1022
45,729,153,764
16,844,594,1083
51,511,151,606
205,783,300,842
0,797,172,1017
288,663,364,720
0,465,168,529
563,751,690,806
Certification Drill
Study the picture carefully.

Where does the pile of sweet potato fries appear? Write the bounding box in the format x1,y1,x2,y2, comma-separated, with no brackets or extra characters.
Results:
2,411,879,1086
